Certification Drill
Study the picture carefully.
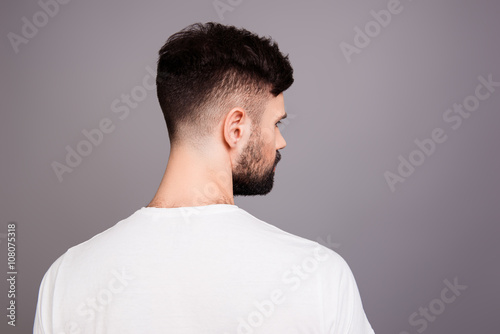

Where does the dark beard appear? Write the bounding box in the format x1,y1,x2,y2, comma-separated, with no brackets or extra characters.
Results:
232,131,281,196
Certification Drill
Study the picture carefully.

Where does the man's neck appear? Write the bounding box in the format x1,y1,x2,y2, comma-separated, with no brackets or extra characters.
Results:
147,145,234,208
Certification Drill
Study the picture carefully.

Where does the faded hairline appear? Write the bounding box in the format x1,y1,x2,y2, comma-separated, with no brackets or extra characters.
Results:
170,69,273,149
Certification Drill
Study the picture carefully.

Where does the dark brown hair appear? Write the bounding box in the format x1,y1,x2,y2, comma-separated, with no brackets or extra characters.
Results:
156,22,294,147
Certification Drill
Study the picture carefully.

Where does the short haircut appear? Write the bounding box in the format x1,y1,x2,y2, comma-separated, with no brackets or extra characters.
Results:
156,22,294,147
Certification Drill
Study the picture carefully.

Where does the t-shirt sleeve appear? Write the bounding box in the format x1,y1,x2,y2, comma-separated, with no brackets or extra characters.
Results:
33,253,65,334
320,247,375,334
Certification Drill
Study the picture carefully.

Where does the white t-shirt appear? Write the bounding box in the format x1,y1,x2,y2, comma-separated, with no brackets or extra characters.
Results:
34,204,375,334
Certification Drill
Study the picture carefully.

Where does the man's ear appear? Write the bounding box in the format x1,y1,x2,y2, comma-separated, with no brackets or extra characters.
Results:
223,107,250,148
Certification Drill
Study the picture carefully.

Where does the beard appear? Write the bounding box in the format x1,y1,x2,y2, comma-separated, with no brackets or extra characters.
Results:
232,129,281,196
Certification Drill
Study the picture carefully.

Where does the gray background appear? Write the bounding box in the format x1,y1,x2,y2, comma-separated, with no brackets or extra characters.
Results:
1,0,499,333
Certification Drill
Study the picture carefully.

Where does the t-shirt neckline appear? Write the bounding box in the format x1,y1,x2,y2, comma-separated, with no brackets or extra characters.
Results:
138,204,239,216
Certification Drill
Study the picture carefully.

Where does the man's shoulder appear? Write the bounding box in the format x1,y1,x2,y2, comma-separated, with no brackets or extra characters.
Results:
233,209,352,273
39,209,142,277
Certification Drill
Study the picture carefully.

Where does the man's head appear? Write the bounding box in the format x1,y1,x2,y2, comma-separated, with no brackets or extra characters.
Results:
156,22,293,196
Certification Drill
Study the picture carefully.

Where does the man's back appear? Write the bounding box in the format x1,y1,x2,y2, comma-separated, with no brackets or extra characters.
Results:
34,204,374,333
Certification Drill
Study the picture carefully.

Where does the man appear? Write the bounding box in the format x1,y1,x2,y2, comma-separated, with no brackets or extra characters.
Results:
34,22,375,333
